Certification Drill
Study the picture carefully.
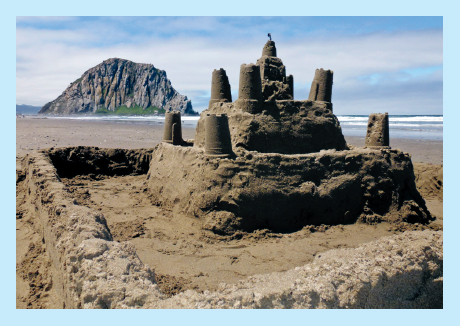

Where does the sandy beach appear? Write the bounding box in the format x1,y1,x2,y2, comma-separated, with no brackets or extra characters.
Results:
16,116,443,308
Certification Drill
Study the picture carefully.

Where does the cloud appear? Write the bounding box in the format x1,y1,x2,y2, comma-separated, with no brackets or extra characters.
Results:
16,17,442,115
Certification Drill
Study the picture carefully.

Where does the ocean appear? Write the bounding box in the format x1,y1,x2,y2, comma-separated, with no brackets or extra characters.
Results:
46,114,443,141
337,115,443,141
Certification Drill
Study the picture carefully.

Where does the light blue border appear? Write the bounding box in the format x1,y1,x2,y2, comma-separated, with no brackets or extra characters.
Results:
4,0,455,324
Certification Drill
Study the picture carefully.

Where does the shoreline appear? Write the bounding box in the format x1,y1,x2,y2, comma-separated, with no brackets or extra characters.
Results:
16,116,443,166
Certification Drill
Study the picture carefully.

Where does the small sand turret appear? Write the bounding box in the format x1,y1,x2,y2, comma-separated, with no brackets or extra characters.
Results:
262,40,277,57
162,111,182,145
235,63,263,113
308,68,334,102
209,68,232,108
365,112,390,147
204,113,233,157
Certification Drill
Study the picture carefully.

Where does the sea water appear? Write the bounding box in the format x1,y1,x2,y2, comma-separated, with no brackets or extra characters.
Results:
46,114,443,141
337,115,443,141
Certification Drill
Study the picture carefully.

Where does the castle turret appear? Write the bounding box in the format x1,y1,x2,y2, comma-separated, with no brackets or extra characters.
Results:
209,68,232,108
262,40,277,57
308,68,334,102
365,113,390,147
235,63,263,113
205,113,233,157
163,111,182,145
256,40,293,101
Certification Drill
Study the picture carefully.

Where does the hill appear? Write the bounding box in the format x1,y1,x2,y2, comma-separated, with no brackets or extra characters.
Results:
39,58,197,115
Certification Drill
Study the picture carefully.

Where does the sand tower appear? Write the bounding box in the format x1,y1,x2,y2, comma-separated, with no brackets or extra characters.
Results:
209,68,232,108
204,113,233,157
162,111,183,145
365,112,390,147
285,75,294,98
308,68,334,102
235,64,263,113
257,40,293,100
262,40,277,57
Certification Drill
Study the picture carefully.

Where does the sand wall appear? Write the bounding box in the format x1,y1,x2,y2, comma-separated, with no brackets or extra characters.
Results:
19,149,163,308
147,143,432,234
149,230,442,309
194,100,346,154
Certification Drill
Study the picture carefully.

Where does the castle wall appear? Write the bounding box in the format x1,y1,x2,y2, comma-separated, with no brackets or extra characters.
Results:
147,143,432,235
262,40,277,57
194,100,346,154
19,149,163,309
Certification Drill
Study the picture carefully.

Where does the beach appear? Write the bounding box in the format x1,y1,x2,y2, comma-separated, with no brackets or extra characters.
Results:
16,116,443,308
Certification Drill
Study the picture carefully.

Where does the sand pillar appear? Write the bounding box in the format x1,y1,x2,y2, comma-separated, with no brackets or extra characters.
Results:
262,40,277,57
235,64,263,113
205,114,233,157
365,112,390,147
172,122,182,145
209,68,232,108
163,111,182,145
308,69,334,102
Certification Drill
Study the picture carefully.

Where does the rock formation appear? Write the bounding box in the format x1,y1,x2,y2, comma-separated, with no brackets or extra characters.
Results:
39,58,197,115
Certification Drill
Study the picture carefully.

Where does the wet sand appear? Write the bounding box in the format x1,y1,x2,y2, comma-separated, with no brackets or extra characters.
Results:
345,135,443,165
16,116,443,307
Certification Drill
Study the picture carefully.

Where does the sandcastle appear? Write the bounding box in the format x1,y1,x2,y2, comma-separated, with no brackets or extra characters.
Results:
16,39,441,309
147,39,432,235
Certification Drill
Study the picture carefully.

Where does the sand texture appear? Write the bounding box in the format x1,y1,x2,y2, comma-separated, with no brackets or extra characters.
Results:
147,144,432,235
194,100,347,154
16,117,443,308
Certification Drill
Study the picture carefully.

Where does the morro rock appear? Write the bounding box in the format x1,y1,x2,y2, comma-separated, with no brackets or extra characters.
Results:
39,58,197,115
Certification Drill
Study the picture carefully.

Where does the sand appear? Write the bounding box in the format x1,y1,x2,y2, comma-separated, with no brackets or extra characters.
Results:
15,116,443,308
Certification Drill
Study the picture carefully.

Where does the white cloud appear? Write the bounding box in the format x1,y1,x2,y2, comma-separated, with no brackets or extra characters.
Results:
16,19,442,114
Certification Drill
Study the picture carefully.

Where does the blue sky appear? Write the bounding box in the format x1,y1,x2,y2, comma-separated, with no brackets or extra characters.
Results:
16,16,442,115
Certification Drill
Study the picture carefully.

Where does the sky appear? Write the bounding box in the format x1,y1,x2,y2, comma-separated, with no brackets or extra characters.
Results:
16,16,442,115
